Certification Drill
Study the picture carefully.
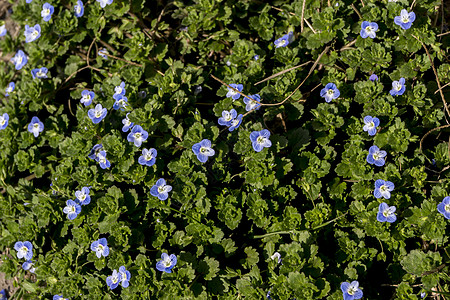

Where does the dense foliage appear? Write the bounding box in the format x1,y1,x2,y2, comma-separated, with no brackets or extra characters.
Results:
1,0,450,299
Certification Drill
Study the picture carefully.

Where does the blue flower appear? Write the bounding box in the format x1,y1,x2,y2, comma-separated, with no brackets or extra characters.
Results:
267,290,272,300
63,200,82,220
88,104,107,124
24,24,41,43
28,116,44,137
369,74,378,81
389,78,406,96
53,296,68,300
156,253,177,273
377,202,397,223
97,0,113,8
22,260,35,273
150,178,172,200
363,116,379,136
320,83,340,103
114,81,126,96
5,82,14,96
14,241,33,260
0,290,5,300
228,114,243,132
113,94,128,111
75,187,91,205
97,150,111,169
341,281,363,300
394,9,416,30
26,0,33,3
127,125,148,147
88,144,103,161
80,90,94,106
226,84,243,100
360,21,378,39
138,148,157,166
74,0,84,18
192,139,215,163
250,129,272,152
31,67,48,79
91,238,110,258
218,109,237,127
374,179,395,199
254,55,259,60
41,3,54,22
119,266,131,288
98,48,108,59
243,94,262,112
0,25,6,37
366,145,386,167
274,31,293,48
106,269,122,290
10,50,27,70
122,113,134,132
437,196,450,219
0,113,9,130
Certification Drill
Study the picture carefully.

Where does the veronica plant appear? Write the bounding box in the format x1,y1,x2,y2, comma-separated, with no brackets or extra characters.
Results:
14,241,33,260
250,129,272,152
320,83,340,103
156,253,177,273
374,179,395,199
377,202,397,223
394,9,416,29
366,146,387,167
27,117,44,137
192,139,215,162
150,178,172,200
24,24,41,43
437,196,450,220
91,238,110,258
360,21,378,38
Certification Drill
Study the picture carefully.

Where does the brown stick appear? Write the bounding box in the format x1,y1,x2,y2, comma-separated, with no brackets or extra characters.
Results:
419,124,450,151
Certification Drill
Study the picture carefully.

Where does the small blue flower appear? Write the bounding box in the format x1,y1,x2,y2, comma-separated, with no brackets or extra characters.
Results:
267,290,272,300
228,114,243,132
254,54,259,60
0,113,9,130
394,9,416,30
114,81,126,96
5,82,14,96
127,125,148,147
369,74,378,81
74,0,84,18
360,21,378,39
218,109,237,127
10,50,27,70
97,0,113,8
106,269,122,290
0,290,6,300
156,253,177,273
138,148,157,166
98,48,108,59
250,129,272,152
75,187,91,205
26,0,33,3
150,178,172,201
41,3,54,22
270,252,282,264
320,83,340,103
63,200,82,220
122,113,134,132
24,24,41,43
113,94,128,111
366,145,387,167
243,94,262,112
31,67,48,79
377,202,397,223
22,260,35,273
14,241,33,260
88,144,103,161
274,31,293,48
226,84,243,100
363,116,380,136
53,296,68,300
80,90,94,106
88,104,107,124
97,150,111,169
91,238,110,258
437,196,450,219
374,179,395,199
341,281,363,300
192,139,215,163
389,78,406,96
119,266,131,288
0,25,6,37
27,116,44,137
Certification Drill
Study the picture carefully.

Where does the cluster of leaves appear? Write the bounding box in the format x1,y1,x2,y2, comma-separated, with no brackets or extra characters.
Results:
0,0,450,299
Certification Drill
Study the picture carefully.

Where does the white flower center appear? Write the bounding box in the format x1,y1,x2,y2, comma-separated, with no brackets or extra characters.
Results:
401,15,410,23
158,185,166,193
31,30,38,39
200,146,208,153
34,123,39,129
95,110,102,118
278,39,286,47
365,26,373,33
83,94,91,102
37,71,45,77
145,152,153,161
445,204,450,212
257,136,266,144
115,87,123,94
0,118,5,126
17,56,23,64
76,5,81,14
134,133,141,140
43,9,50,16
231,119,239,127
394,82,402,91
327,89,334,96
111,274,119,284
124,119,131,126
380,185,388,192
70,206,75,213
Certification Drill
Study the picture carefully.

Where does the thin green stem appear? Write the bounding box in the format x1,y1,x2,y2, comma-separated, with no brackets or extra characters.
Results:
163,204,202,224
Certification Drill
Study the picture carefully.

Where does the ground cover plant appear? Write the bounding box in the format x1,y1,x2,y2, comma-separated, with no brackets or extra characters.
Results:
0,0,450,299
